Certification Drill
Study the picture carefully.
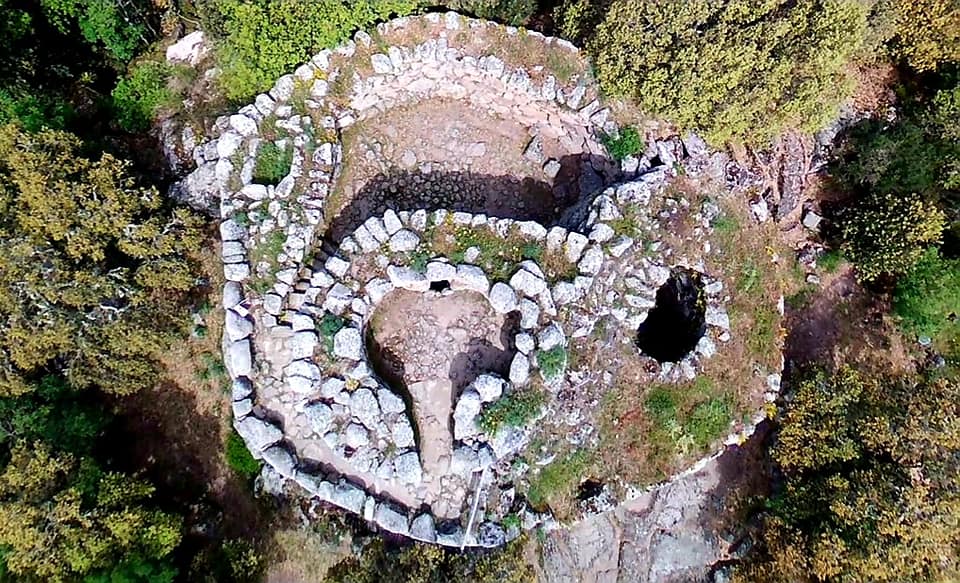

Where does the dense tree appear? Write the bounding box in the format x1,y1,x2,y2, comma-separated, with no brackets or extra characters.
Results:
324,537,534,583
887,0,960,71
0,124,204,396
199,0,420,101
0,442,181,582
559,0,867,145
736,368,960,582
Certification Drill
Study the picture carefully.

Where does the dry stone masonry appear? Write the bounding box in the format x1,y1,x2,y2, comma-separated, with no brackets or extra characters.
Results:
183,12,783,547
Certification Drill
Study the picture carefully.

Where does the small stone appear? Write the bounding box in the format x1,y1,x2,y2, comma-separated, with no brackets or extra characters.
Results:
523,135,544,164
452,264,490,295
383,209,403,234
450,446,479,475
509,353,530,385
262,446,295,477
234,416,282,451
473,374,505,403
510,269,547,297
543,159,561,179
519,299,540,329
229,114,257,137
578,245,604,275
350,388,381,429
325,256,350,278
387,264,429,292
426,261,456,282
333,327,362,360
705,305,730,330
388,229,420,253
537,323,566,351
374,503,409,536
488,282,518,313
366,278,395,304
305,403,334,433
371,53,393,74
564,232,589,263
410,514,437,542
225,310,253,341
344,423,369,449
589,223,615,244
224,262,250,282
515,333,535,354
226,339,252,378
463,246,481,263
802,210,822,231
400,150,417,168
552,281,580,306
378,389,406,414
289,331,318,360
453,390,482,441
394,451,422,484
391,417,415,448
330,481,366,514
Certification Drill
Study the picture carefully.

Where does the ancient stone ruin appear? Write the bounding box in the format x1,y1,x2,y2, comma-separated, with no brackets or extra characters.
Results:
184,12,781,547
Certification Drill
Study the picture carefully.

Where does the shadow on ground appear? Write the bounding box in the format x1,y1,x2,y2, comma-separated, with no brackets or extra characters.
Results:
324,153,616,242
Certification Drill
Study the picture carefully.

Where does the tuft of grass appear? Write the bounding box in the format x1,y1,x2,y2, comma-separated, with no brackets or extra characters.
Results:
318,313,345,354
538,345,568,382
225,430,261,479
479,388,546,434
253,142,292,185
818,249,843,273
687,397,733,447
600,126,644,161
526,451,589,510
408,249,431,273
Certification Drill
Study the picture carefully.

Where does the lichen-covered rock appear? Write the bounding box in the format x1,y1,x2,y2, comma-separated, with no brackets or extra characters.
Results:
473,374,505,403
410,513,437,542
453,389,482,440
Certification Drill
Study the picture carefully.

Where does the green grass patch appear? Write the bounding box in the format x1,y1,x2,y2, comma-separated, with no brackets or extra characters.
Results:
600,126,644,161
318,313,345,355
893,247,960,343
641,378,732,453
479,388,546,434
537,345,568,382
526,451,589,510
225,430,261,479
253,142,292,186
818,249,843,273
711,213,740,237
687,397,733,447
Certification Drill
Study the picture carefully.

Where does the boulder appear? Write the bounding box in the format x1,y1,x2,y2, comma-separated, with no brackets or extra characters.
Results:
225,339,252,378
473,374,505,403
235,416,282,451
537,323,566,351
350,388,381,429
452,264,490,295
333,327,362,360
488,282,518,313
388,229,420,253
509,353,530,385
374,503,410,536
225,309,253,341
410,514,437,542
509,269,547,297
304,403,334,433
394,451,422,484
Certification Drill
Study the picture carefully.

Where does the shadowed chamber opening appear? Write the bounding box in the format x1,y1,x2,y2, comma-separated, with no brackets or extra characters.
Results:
429,280,451,292
577,479,605,501
635,268,706,363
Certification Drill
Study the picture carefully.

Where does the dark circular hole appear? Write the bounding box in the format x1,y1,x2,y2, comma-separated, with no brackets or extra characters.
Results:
577,479,605,501
635,268,706,363
429,279,451,292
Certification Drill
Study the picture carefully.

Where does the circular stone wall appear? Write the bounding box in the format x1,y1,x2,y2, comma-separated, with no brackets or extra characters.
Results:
185,11,784,548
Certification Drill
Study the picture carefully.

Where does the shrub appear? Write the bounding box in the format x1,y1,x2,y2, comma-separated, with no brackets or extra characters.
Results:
253,142,293,185
888,0,960,71
40,0,148,63
437,0,536,25
225,430,261,479
574,0,868,145
600,126,643,161
537,345,568,382
478,388,545,433
839,192,945,280
209,0,420,102
112,60,176,132
893,247,960,341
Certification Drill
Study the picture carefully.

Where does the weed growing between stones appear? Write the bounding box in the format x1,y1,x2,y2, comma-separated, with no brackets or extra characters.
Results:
319,313,346,355
600,126,643,161
226,429,262,479
525,450,590,511
249,230,288,293
537,345,568,382
479,387,546,433
253,142,293,185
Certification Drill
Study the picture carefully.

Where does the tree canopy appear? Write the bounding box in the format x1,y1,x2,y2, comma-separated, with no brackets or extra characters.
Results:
0,123,204,396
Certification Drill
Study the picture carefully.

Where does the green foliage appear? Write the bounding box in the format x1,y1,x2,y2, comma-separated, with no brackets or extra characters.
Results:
225,430,261,480
253,142,293,185
525,451,588,510
0,375,107,457
642,378,732,453
839,191,945,280
0,124,205,396
736,367,960,582
686,397,732,447
572,0,867,145
537,345,568,382
83,556,178,583
893,247,960,341
324,536,534,583
478,388,545,434
319,313,345,354
600,126,643,161
817,249,843,273
189,538,263,583
40,0,148,63
0,88,72,132
436,0,536,25
207,0,420,102
112,61,176,132
887,0,960,71
0,442,182,582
